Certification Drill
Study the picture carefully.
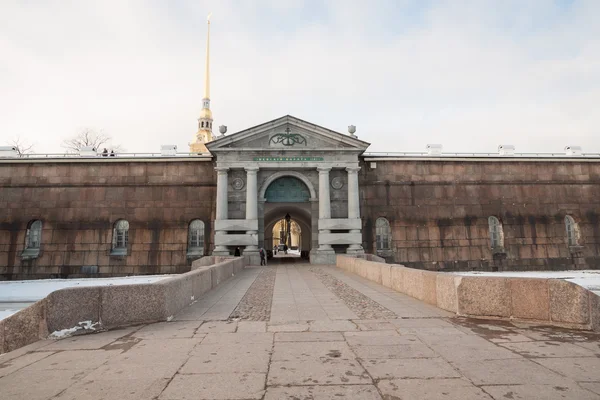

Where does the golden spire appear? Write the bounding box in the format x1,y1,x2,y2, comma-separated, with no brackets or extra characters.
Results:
190,13,214,153
204,13,211,99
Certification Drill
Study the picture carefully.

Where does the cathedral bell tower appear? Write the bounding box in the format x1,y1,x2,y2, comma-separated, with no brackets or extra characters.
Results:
189,14,213,153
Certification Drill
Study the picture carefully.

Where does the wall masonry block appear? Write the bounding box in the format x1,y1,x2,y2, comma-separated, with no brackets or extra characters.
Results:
549,279,590,325
421,270,438,305
381,264,392,288
101,284,167,328
436,274,458,313
590,292,600,333
2,300,48,353
457,277,511,318
46,287,101,334
509,278,550,321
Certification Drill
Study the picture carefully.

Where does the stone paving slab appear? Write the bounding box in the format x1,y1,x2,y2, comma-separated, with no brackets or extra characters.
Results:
55,377,170,400
377,378,493,399
159,373,266,400
481,383,600,400
1,263,600,400
0,368,89,400
264,384,382,399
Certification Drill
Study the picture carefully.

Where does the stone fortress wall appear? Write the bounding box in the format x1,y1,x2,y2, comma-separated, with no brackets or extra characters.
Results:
360,159,600,271
0,160,216,280
1,156,600,279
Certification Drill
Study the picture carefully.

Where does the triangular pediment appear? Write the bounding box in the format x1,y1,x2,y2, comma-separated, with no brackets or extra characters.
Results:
206,115,370,153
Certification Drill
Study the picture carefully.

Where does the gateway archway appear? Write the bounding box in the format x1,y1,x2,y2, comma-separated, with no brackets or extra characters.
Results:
261,175,314,263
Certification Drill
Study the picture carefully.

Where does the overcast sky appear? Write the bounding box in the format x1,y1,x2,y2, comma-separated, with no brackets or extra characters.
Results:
1,0,599,154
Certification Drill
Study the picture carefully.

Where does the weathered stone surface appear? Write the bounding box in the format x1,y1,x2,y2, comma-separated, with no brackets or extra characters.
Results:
191,268,212,298
133,321,201,340
457,277,511,317
380,264,392,288
160,373,266,400
183,344,270,373
46,287,101,334
482,384,599,400
509,278,550,321
549,279,590,325
264,385,382,400
421,270,438,305
454,358,567,385
100,284,167,328
197,321,237,333
275,332,344,342
535,357,600,382
0,368,86,400
162,275,194,317
590,292,600,333
377,378,491,400
361,357,461,379
0,319,5,354
55,378,170,400
436,274,458,312
2,300,47,353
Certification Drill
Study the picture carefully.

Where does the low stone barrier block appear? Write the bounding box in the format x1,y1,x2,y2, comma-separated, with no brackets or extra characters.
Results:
403,268,424,300
192,267,213,298
0,319,5,354
161,275,194,318
590,293,600,332
509,278,550,321
101,284,167,328
3,301,48,353
549,279,590,325
457,277,511,318
381,264,392,288
390,265,405,294
364,260,382,284
422,271,438,305
46,287,101,334
436,274,458,313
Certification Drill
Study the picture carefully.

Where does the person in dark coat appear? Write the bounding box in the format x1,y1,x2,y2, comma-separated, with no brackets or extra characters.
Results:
259,248,266,266
234,247,241,257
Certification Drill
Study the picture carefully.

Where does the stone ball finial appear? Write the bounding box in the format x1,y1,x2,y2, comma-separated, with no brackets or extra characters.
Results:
219,125,227,135
348,125,356,136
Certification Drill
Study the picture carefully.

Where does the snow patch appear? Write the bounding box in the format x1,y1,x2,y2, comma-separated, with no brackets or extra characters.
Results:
167,315,174,322
49,320,99,339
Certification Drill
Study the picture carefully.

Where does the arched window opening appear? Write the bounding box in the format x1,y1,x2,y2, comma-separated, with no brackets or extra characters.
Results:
376,218,391,251
26,220,42,249
488,216,504,249
112,220,129,254
201,121,204,128
188,219,205,249
565,215,579,246
22,219,42,259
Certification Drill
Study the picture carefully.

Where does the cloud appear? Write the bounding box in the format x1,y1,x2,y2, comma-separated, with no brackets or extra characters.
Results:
0,0,598,154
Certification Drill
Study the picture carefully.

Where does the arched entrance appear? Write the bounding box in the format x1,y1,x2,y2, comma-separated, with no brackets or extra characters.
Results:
260,174,315,263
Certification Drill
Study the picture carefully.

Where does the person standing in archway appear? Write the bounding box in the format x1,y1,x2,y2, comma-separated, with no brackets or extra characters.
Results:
259,247,266,266
234,247,241,257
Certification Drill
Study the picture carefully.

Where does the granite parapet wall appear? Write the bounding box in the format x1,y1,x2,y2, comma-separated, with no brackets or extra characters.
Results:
0,256,245,354
337,255,600,332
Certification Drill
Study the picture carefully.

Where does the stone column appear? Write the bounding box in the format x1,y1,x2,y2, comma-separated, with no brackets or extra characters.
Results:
346,167,364,254
215,167,229,220
316,167,335,260
213,167,229,255
244,167,259,258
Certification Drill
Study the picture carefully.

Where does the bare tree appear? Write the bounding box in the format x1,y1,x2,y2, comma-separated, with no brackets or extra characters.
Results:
6,136,35,156
61,128,123,153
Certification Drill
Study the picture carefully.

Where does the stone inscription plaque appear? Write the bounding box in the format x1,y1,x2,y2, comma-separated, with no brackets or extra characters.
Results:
253,157,324,162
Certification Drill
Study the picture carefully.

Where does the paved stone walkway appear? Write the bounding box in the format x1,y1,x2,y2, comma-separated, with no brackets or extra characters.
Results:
1,265,600,399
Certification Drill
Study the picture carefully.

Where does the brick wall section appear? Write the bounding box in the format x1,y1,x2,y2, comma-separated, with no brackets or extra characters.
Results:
0,160,216,279
359,159,600,271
